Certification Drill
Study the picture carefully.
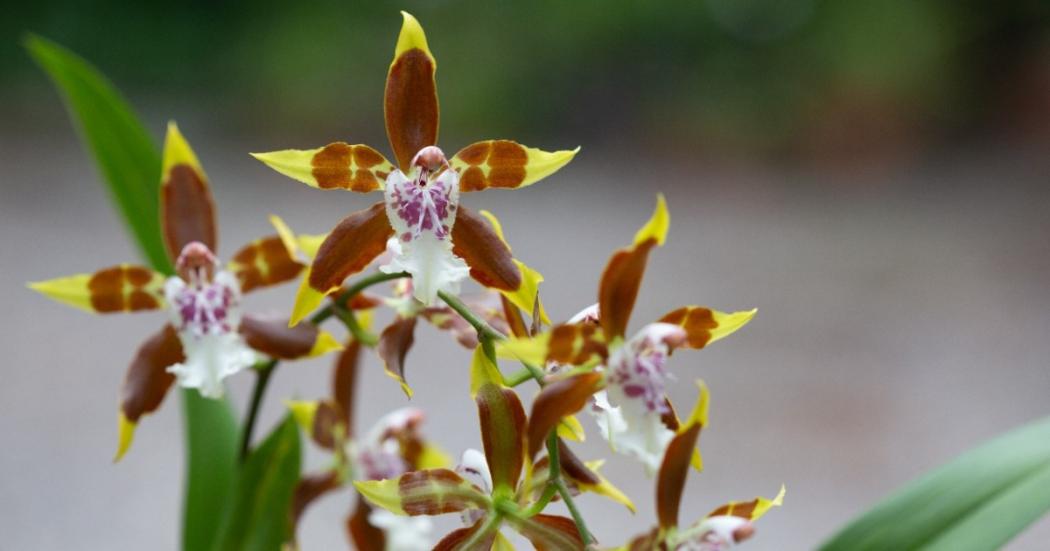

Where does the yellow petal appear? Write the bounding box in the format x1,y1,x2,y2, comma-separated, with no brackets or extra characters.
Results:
451,141,579,191
252,144,392,192
500,260,551,325
114,412,136,462
394,11,433,63
285,399,319,434
581,460,637,514
289,267,327,327
709,308,757,345
495,332,551,366
556,415,586,442
633,193,669,246
163,121,205,176
308,330,344,357
269,214,301,259
470,346,506,397
353,479,407,515
29,265,166,314
416,443,453,470
28,274,93,313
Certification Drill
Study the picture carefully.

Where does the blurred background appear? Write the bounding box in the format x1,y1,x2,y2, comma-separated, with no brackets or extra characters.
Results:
2,0,1050,549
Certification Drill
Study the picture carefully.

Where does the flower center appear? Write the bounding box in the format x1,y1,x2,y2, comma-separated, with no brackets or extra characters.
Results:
387,146,458,243
168,242,241,338
607,324,685,415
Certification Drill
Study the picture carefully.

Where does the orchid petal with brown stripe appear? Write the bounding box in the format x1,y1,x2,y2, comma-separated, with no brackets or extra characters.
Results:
251,142,395,192
29,264,166,314
513,514,585,551
705,486,786,522
385,12,439,170
495,322,608,367
451,205,522,292
452,140,579,192
116,324,183,461
354,468,489,516
160,123,217,259
332,339,362,435
309,202,394,294
658,306,757,350
476,383,527,493
656,381,710,529
228,235,304,293
527,372,603,460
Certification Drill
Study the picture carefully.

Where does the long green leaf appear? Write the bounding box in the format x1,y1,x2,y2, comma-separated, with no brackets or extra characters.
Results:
820,416,1050,551
24,34,172,273
183,390,240,550
214,415,302,551
26,35,240,550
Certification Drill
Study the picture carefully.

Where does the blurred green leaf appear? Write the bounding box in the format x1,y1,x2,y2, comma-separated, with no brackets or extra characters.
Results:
820,416,1050,551
26,36,241,550
24,33,172,274
214,415,301,551
183,390,240,551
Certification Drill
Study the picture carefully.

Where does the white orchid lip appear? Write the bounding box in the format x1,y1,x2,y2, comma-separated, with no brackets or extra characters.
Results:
164,241,257,399
381,146,469,305
353,407,425,481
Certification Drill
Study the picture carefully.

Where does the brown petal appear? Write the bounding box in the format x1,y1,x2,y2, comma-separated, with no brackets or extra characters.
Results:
161,162,217,259
291,470,342,538
451,206,521,292
398,469,488,515
310,202,394,293
598,239,657,340
433,518,496,551
121,324,183,424
656,423,702,529
476,383,527,491
347,497,386,551
501,295,530,338
451,140,578,192
527,373,603,460
228,235,304,293
515,514,584,551
547,323,608,365
625,528,664,551
385,13,439,170
240,314,319,359
310,400,344,450
332,339,362,436
556,439,601,487
377,316,417,396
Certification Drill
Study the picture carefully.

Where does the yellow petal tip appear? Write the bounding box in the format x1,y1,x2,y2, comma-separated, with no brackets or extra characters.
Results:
289,272,327,327
634,193,670,246
309,330,344,357
114,413,136,463
395,11,432,61
162,121,203,175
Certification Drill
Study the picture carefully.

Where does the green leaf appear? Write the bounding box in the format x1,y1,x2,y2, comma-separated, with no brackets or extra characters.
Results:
182,390,240,551
213,415,301,551
24,34,172,274
819,416,1050,551
26,36,241,550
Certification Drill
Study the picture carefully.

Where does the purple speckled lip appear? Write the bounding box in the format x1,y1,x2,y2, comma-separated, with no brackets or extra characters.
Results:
173,279,236,338
608,337,673,415
387,146,458,242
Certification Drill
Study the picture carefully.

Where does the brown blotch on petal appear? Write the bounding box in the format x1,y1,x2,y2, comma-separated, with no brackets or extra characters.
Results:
518,514,585,551
350,170,381,192
309,202,394,292
501,295,530,338
456,142,491,166
598,239,656,340
311,143,354,189
459,166,487,192
311,400,344,449
260,237,304,285
488,166,527,189
88,267,124,312
127,291,159,311
489,140,528,166
353,145,386,168
450,206,521,291
121,324,183,423
656,423,702,529
162,164,218,259
239,314,318,359
385,49,439,171
433,518,495,551
124,266,154,286
557,439,601,486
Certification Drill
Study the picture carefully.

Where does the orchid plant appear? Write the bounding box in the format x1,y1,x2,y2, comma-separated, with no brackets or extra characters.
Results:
28,11,785,551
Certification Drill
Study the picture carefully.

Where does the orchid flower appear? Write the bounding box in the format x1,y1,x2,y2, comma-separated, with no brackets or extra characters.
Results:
28,123,341,460
252,12,575,323
497,196,756,473
618,382,784,551
354,376,633,550
288,338,450,550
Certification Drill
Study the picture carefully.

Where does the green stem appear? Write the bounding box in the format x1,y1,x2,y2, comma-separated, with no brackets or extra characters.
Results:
547,434,593,544
438,290,593,541
505,367,535,387
238,270,410,461
238,359,277,461
461,511,503,549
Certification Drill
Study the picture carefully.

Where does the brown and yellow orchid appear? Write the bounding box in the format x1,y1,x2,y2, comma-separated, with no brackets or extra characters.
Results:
252,12,575,324
498,196,756,472
28,123,341,460
354,378,632,550
287,341,452,550
619,382,784,551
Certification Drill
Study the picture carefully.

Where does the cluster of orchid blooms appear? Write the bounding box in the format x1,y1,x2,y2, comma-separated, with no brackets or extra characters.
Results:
30,12,782,551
